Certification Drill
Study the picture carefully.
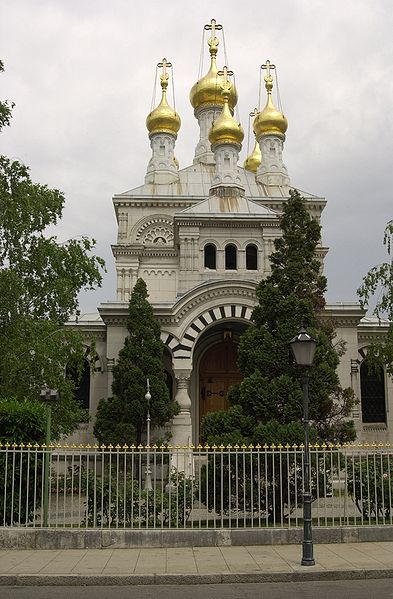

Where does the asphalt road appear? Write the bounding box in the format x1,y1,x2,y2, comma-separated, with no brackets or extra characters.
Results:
2,580,393,599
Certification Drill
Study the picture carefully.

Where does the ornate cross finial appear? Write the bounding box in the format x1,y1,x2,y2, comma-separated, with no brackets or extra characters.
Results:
261,59,275,92
250,107,259,118
204,18,222,37
205,18,222,56
218,66,233,93
262,59,275,78
157,58,172,89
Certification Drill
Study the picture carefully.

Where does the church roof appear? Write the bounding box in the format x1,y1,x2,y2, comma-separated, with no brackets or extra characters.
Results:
178,194,277,218
115,163,322,202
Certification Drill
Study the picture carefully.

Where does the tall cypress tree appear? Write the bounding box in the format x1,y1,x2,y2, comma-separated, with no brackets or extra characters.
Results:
202,190,356,445
94,278,179,445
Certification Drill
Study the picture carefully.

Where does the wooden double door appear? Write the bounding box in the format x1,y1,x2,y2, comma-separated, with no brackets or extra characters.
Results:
199,337,242,426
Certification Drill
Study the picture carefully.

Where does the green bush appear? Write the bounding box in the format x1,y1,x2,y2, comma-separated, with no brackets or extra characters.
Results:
200,449,332,523
347,454,393,519
0,397,47,524
84,467,197,528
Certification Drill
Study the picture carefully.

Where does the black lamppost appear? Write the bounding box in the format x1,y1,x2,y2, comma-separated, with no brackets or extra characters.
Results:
290,325,317,566
144,378,152,491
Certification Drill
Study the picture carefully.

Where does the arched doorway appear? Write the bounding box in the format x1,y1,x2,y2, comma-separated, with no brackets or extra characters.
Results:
199,333,242,431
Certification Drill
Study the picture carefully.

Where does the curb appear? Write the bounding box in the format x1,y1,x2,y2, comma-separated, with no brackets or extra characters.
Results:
3,526,393,550
1,569,393,586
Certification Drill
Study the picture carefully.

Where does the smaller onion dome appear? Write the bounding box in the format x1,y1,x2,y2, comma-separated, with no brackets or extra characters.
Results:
146,62,181,137
190,34,237,113
253,70,287,139
208,72,244,147
243,136,261,173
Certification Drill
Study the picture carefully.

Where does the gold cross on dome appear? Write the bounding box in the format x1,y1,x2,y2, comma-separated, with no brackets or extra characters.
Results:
158,58,172,78
157,58,172,87
204,18,223,37
250,107,259,118
205,18,222,53
261,59,276,79
218,66,233,91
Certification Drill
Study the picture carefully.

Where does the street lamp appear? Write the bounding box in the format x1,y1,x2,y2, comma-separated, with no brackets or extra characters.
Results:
289,325,317,566
40,388,59,527
144,378,152,491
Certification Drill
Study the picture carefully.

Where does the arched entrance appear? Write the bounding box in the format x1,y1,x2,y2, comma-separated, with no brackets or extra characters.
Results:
199,333,243,431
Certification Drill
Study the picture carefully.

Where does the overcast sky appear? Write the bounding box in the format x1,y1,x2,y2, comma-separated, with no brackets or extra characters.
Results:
1,0,392,315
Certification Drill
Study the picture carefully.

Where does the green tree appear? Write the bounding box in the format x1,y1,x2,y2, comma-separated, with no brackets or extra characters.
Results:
0,60,14,131
0,62,105,438
200,190,355,521
357,220,393,375
94,278,179,445
202,189,356,446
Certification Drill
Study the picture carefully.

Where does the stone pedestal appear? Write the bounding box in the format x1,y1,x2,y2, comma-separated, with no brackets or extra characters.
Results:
171,371,193,475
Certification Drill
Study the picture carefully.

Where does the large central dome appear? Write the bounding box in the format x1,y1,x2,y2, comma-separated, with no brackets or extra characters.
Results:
190,35,237,113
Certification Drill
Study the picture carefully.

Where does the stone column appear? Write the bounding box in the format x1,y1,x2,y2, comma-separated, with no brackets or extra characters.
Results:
106,358,115,396
171,370,193,475
350,359,362,439
116,270,123,300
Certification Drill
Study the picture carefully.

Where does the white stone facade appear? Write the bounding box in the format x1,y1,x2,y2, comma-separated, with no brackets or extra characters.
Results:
66,44,392,449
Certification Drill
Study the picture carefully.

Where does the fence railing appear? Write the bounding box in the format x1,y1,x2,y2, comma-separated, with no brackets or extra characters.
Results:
1,442,393,529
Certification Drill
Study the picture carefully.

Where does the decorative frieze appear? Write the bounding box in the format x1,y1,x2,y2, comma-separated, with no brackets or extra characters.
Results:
142,269,177,278
135,216,174,243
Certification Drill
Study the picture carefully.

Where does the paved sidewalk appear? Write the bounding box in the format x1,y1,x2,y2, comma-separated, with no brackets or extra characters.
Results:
2,542,393,585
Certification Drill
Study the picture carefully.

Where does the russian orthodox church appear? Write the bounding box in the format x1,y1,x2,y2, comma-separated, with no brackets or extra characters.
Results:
69,20,392,447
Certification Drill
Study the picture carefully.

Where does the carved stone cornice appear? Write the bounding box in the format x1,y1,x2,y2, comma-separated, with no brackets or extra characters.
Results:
358,331,389,344
112,245,178,258
320,304,366,328
112,245,143,257
65,321,106,338
98,302,129,326
113,198,201,209
142,249,178,257
175,219,281,229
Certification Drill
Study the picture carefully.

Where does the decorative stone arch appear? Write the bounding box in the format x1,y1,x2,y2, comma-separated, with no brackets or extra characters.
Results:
202,238,223,250
84,345,103,373
160,331,181,357
240,238,263,250
223,239,242,250
163,303,254,360
132,215,174,245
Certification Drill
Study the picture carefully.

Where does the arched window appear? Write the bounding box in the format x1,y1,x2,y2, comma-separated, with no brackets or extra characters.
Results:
360,360,386,423
204,244,216,269
66,359,90,411
225,244,237,270
246,244,258,270
165,370,173,399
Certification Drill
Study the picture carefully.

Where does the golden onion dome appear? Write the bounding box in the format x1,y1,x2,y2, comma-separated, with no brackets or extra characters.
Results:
253,70,287,139
190,34,237,112
208,76,244,147
243,136,261,173
146,62,181,137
